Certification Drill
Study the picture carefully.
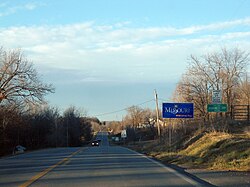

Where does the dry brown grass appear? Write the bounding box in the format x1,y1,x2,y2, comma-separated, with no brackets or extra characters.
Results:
129,132,250,171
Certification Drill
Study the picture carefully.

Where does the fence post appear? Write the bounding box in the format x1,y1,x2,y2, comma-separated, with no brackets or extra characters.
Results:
248,105,250,121
231,105,234,120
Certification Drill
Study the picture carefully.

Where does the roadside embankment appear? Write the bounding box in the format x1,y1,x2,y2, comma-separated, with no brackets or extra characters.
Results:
128,132,250,171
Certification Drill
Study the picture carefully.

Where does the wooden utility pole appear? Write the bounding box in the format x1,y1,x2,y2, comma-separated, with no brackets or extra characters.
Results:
246,73,249,106
67,118,69,147
0,89,6,102
154,90,161,137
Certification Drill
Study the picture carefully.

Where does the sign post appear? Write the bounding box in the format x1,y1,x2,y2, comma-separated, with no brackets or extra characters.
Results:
121,130,127,145
208,90,228,113
162,103,194,150
121,130,127,138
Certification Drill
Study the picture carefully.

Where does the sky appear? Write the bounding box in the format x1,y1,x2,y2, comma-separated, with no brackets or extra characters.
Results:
1,0,250,121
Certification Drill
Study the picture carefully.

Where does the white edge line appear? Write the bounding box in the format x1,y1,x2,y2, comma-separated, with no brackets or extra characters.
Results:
124,147,202,187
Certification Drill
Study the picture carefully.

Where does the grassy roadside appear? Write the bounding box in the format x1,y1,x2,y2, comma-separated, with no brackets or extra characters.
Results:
127,132,250,171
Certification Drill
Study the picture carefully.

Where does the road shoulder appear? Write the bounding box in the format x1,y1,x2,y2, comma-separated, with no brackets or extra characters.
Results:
187,169,250,187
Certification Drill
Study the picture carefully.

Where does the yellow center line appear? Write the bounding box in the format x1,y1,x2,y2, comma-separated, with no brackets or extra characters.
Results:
63,159,71,166
19,148,83,187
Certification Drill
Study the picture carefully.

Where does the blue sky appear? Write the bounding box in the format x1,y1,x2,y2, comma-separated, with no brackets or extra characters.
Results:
1,0,250,120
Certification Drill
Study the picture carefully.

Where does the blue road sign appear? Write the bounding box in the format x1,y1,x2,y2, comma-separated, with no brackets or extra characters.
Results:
162,103,194,118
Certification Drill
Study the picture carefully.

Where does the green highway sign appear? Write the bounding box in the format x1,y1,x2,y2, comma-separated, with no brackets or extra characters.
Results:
207,104,228,112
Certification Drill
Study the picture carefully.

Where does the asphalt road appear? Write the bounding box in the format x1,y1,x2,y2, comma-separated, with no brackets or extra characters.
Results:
0,132,217,187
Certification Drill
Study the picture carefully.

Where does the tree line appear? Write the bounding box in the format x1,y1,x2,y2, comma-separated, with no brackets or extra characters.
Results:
1,46,249,153
0,47,94,156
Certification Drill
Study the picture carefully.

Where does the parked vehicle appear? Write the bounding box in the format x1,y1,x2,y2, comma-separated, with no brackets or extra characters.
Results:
13,145,26,155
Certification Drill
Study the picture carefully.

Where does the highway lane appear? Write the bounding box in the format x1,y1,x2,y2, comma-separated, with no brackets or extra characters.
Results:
0,132,212,187
0,147,82,187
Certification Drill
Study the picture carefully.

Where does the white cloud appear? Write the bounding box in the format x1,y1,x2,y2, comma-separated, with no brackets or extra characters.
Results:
1,18,250,83
0,2,7,8
182,17,250,33
24,2,40,10
0,1,45,17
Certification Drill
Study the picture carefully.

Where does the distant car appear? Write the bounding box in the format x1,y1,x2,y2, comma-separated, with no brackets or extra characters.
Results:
91,140,99,146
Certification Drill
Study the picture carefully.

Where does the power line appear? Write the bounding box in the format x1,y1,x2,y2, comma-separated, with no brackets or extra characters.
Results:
158,98,171,102
215,0,249,44
94,99,155,117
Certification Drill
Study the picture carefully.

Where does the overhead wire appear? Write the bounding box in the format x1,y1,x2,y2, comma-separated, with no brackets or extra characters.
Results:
94,99,155,117
158,98,171,102
215,0,248,46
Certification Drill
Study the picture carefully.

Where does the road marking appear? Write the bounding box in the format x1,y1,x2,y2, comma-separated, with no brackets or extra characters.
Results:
19,148,83,187
63,159,71,165
126,148,203,187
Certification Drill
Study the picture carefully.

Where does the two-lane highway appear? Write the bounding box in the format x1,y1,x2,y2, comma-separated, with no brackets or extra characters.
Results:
0,132,212,187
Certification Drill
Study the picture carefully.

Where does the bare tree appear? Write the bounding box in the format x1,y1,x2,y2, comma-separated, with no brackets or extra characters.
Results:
220,48,249,107
106,121,123,134
174,48,249,130
238,73,250,105
0,48,54,105
125,106,143,128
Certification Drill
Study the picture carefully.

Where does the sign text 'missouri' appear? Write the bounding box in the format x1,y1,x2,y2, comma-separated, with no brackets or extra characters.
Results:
162,103,194,118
